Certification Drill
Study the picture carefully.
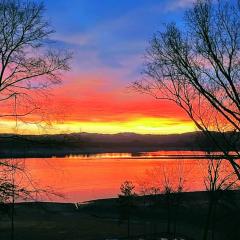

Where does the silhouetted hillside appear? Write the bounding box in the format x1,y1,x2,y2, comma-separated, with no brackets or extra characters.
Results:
0,131,239,158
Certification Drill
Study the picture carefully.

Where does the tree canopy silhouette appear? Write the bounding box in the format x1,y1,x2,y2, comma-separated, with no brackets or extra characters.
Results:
0,0,71,205
133,0,240,179
0,0,71,120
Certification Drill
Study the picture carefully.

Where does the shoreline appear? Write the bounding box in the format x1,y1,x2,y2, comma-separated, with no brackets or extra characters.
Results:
12,189,240,205
1,149,239,159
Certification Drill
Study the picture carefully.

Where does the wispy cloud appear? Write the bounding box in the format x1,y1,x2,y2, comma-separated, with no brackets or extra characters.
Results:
166,0,195,11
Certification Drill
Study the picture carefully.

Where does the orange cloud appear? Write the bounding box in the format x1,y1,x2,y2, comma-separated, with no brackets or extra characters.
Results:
0,72,195,134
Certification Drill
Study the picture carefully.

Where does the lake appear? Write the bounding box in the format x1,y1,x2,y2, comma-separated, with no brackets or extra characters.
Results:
7,151,237,202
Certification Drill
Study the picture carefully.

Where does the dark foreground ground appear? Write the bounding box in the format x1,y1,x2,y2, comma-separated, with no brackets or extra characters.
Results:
0,191,239,240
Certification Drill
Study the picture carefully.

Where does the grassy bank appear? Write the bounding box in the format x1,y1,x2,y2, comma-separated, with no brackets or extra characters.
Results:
0,191,239,240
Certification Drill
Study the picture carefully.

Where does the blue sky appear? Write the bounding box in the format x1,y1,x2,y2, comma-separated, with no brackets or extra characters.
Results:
42,0,192,76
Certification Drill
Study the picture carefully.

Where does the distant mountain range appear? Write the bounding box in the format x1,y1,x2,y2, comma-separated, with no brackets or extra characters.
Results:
0,131,238,158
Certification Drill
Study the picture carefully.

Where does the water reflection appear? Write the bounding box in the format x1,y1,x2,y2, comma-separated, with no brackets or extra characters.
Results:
66,151,240,159
67,152,133,159
6,151,239,203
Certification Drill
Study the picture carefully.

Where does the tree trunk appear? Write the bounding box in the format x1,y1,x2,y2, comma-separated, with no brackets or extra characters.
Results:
211,202,217,240
203,199,214,240
173,194,180,238
166,194,171,235
11,189,15,240
127,217,130,239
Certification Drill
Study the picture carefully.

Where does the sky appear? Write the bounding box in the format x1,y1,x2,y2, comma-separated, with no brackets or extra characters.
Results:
1,0,198,135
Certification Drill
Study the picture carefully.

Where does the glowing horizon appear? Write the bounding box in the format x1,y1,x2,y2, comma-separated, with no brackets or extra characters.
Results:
0,116,196,135
0,1,196,135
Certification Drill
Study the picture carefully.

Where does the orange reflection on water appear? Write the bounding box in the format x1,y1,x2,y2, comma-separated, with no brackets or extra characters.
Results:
67,152,132,159
12,151,238,203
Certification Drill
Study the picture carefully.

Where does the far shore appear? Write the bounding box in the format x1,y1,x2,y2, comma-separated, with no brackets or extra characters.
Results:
1,147,238,159
0,146,190,159
1,131,238,159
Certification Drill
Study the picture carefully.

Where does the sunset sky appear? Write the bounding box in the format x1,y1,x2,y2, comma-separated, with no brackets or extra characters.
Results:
1,0,198,135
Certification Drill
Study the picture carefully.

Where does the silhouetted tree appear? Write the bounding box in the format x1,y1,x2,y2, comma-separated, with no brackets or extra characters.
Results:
0,0,71,120
133,0,240,179
0,1,71,236
159,163,185,238
118,181,136,239
0,164,30,240
162,171,173,236
137,169,162,237
203,158,239,240
172,172,184,239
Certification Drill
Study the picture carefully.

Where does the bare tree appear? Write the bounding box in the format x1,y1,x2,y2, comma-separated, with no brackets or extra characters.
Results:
160,164,185,238
0,0,71,124
162,170,173,236
0,0,71,159
118,181,136,239
202,157,239,240
0,1,71,234
133,0,240,179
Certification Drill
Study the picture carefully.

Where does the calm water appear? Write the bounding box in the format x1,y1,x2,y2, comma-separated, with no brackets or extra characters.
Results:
9,151,237,202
